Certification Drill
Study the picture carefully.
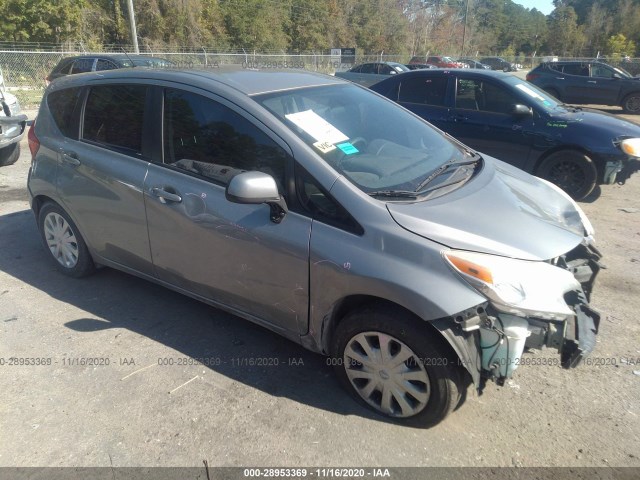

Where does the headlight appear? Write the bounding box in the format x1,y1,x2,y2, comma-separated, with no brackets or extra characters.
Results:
620,138,640,158
444,250,580,320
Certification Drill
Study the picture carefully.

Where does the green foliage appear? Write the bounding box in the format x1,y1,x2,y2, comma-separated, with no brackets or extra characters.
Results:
606,33,636,56
0,0,639,59
0,0,85,43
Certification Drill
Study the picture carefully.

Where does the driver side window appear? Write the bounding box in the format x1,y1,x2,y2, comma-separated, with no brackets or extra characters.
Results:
163,89,288,189
591,65,614,78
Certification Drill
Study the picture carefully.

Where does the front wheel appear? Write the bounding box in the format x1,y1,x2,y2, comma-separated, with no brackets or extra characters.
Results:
37,203,95,277
537,150,598,200
622,93,640,114
331,306,463,427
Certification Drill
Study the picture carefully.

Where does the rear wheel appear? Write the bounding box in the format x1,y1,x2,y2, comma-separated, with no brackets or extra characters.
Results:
622,93,640,114
331,306,463,427
537,150,598,200
0,143,20,166
37,203,95,277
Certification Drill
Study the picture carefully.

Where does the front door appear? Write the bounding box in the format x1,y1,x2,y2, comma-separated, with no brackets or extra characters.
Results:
443,77,534,170
143,87,311,333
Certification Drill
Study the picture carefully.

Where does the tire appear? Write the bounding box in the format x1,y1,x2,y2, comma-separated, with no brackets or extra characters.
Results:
622,93,640,114
537,150,598,200
37,203,95,277
0,143,20,167
503,66,510,72
331,305,463,427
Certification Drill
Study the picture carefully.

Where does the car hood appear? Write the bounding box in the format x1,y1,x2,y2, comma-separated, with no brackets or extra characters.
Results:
550,107,640,136
387,158,586,261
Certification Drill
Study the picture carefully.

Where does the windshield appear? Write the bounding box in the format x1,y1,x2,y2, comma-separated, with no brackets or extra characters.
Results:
254,84,472,195
392,63,410,72
503,75,565,112
613,66,633,78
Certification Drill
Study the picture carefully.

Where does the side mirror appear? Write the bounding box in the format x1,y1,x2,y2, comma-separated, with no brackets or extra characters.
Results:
612,73,621,79
225,171,288,223
512,104,533,117
389,70,397,75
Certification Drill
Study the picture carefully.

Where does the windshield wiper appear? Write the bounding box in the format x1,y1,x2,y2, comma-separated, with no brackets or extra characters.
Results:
367,190,418,199
414,154,480,192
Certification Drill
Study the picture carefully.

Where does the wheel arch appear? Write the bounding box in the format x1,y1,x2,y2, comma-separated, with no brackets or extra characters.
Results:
533,145,604,182
316,294,482,388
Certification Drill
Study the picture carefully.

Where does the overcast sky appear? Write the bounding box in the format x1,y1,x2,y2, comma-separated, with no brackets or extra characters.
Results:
512,0,555,15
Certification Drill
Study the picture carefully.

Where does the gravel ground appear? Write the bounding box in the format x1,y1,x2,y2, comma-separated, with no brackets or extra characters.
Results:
0,109,639,469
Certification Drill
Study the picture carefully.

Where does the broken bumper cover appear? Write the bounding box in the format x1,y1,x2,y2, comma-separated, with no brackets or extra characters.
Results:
0,114,28,147
561,296,601,368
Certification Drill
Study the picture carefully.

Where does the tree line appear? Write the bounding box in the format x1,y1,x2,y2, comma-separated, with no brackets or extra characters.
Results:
0,0,639,57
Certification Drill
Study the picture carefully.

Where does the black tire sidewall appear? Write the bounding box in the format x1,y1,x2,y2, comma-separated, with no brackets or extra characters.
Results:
623,94,640,114
331,307,460,427
37,203,95,277
538,151,598,200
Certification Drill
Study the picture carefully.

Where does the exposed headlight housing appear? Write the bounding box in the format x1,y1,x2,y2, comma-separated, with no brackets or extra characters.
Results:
620,138,640,158
444,250,580,320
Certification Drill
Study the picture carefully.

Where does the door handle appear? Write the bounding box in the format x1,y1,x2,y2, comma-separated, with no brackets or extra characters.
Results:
588,80,597,83
61,151,80,166
151,187,182,203
555,77,565,80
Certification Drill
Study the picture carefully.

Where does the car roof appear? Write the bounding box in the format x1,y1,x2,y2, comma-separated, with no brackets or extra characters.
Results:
60,54,167,61
49,66,345,96
370,68,516,88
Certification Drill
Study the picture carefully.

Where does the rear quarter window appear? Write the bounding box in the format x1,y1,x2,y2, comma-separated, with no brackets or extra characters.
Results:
82,84,147,156
47,87,83,139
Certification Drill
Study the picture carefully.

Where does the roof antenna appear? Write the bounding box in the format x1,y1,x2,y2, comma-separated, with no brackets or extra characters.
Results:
120,47,135,68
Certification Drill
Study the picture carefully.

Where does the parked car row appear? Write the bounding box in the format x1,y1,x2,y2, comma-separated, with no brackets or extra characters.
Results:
45,54,175,85
370,69,640,200
527,60,640,114
29,66,605,427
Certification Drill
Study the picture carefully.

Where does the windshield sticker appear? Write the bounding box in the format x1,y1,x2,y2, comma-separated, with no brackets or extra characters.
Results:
542,100,552,106
285,110,349,144
313,140,337,154
515,83,546,101
336,142,359,155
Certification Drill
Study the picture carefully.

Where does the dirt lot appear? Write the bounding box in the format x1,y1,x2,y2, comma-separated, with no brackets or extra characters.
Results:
0,109,639,469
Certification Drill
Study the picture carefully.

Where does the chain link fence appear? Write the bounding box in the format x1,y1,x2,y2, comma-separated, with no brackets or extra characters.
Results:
1,45,639,109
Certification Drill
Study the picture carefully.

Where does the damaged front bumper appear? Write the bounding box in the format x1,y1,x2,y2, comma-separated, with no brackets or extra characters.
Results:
441,242,603,389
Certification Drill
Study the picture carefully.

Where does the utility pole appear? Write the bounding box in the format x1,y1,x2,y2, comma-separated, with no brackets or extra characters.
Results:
461,0,470,56
126,0,140,53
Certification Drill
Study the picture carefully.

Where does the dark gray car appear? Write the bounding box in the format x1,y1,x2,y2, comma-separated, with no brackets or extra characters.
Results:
28,68,601,426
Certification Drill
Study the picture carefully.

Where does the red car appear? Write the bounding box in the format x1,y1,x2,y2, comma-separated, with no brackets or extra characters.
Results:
425,56,465,68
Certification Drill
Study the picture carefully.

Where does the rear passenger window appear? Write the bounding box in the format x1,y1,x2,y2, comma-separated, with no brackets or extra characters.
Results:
399,76,448,106
83,84,147,156
71,58,93,74
562,64,589,76
163,89,288,189
47,87,82,139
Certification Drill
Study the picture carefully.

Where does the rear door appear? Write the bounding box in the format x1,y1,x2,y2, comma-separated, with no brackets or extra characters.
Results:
556,63,592,103
394,73,451,130
55,82,153,274
143,86,311,333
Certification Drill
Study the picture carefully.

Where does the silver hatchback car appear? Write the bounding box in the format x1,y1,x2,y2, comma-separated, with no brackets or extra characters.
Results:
28,68,602,426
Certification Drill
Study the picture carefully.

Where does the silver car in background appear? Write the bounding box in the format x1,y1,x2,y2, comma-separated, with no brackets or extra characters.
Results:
27,68,601,426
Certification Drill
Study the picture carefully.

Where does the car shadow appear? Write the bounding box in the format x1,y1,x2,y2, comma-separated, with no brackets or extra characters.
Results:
580,185,602,203
0,209,387,424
